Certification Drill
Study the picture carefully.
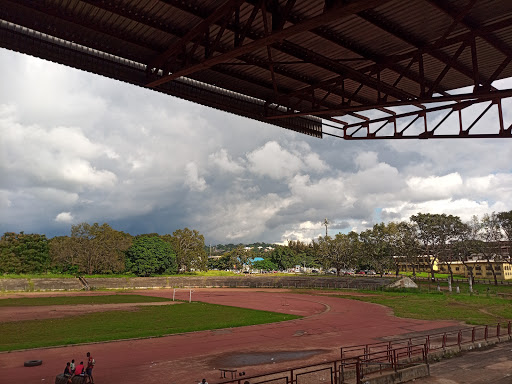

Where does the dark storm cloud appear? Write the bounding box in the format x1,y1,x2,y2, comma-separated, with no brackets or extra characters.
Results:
1,50,512,244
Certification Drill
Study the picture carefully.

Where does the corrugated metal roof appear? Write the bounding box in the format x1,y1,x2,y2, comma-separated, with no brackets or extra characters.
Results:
1,0,512,138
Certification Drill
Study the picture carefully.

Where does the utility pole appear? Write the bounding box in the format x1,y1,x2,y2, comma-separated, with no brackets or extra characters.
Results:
323,218,329,237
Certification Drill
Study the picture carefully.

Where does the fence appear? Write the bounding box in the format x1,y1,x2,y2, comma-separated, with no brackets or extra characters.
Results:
340,321,512,359
339,344,427,384
215,344,427,384
214,322,511,384
412,276,512,286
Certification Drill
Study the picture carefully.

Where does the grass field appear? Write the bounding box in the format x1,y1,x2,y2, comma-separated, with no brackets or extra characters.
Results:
0,300,300,351
330,290,512,325
415,280,512,294
0,294,171,307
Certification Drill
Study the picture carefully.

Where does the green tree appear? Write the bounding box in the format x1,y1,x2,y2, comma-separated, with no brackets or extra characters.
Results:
167,228,207,273
451,218,479,286
318,232,360,276
360,223,396,276
472,213,503,285
125,236,177,276
226,245,252,271
269,245,298,270
410,213,462,281
50,223,132,275
392,222,420,276
213,252,238,270
252,259,278,271
497,210,512,257
0,232,49,274
288,240,320,269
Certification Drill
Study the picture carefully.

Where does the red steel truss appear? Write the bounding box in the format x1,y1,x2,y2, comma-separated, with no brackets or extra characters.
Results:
1,0,512,139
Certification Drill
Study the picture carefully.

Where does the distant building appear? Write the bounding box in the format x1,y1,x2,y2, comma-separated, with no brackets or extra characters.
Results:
438,259,512,281
395,255,439,273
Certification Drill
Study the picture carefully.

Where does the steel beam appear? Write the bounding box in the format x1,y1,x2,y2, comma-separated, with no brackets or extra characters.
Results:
266,88,512,119
325,96,512,140
146,0,391,87
358,9,492,89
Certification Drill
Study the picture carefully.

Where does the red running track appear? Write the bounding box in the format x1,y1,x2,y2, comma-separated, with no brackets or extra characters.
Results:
0,289,460,384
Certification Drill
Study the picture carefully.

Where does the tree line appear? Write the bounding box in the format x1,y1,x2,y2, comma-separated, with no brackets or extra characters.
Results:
0,223,207,277
2,210,511,283
209,210,512,285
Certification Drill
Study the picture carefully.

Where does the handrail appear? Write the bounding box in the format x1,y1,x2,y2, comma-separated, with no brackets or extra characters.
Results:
214,321,510,384
341,321,511,358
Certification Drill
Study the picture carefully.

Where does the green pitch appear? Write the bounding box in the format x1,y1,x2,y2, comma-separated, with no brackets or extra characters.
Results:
0,297,300,351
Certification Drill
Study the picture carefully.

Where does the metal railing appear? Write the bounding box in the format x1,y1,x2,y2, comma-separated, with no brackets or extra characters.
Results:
215,345,427,384
214,322,511,384
339,344,427,384
340,321,511,359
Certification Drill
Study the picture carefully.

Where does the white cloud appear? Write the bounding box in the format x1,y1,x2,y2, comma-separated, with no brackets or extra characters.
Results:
247,141,304,179
208,149,244,173
184,162,207,192
406,173,463,200
354,151,379,169
304,152,328,172
55,212,74,223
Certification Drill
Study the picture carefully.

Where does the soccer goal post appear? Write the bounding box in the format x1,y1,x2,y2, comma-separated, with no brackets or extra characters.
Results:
172,288,194,303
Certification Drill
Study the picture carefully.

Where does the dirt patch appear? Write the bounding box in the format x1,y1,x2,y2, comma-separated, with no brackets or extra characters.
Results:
212,349,329,367
0,301,181,322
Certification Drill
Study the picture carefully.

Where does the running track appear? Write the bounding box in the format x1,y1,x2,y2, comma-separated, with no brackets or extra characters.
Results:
0,289,460,384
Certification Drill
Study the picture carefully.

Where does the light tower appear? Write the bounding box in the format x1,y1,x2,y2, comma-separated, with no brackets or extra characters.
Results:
323,218,329,237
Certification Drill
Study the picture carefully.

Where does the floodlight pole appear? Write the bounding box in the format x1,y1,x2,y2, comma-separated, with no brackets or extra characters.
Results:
324,218,329,237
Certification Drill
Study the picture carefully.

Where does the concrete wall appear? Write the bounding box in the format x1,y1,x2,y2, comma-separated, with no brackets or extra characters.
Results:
0,275,392,292
361,364,430,384
82,275,392,290
0,278,82,291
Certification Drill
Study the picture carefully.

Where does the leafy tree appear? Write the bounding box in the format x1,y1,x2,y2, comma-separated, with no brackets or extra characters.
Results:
451,218,480,287
226,245,253,271
288,240,320,268
497,210,512,257
166,228,207,273
50,223,132,275
360,223,396,276
410,213,462,281
392,222,420,276
213,252,238,270
472,213,503,285
125,236,177,276
318,232,360,276
49,236,78,274
252,259,278,271
0,232,49,274
268,245,299,270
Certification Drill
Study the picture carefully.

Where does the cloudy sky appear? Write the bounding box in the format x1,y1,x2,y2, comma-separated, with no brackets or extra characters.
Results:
1,48,512,244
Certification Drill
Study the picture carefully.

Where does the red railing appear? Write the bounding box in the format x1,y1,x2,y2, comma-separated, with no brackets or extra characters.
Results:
214,322,511,384
340,321,511,359
339,344,427,384
215,345,427,384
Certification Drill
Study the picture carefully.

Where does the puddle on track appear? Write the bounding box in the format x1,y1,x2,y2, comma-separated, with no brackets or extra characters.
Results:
213,349,327,367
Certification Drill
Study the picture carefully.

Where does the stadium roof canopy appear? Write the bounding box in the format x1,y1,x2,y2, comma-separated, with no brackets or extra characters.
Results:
1,0,512,139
